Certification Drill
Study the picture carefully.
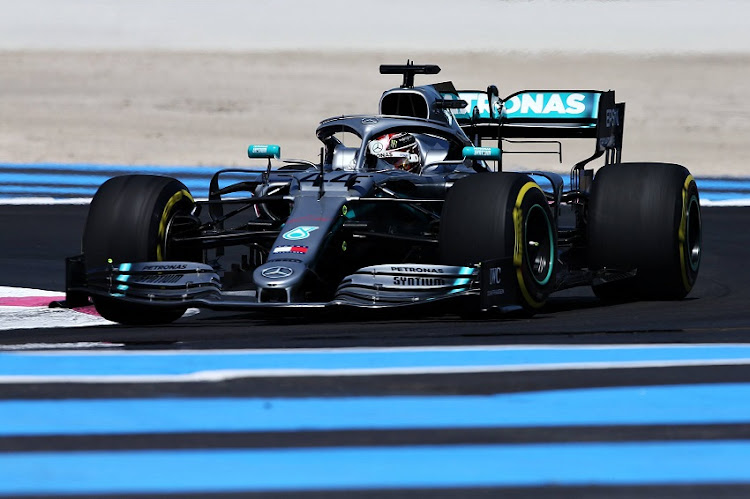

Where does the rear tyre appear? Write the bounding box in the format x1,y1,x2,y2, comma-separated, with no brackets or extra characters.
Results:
588,163,701,301
440,173,556,312
83,175,197,325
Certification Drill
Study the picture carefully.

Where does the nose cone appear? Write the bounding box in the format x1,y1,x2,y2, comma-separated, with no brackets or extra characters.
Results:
253,261,308,301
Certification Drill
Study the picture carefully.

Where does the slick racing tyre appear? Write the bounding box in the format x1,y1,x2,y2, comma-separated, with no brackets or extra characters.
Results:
440,172,556,312
83,175,197,325
588,163,701,301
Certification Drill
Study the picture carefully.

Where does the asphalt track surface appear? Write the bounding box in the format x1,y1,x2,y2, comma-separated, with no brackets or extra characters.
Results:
1,205,750,498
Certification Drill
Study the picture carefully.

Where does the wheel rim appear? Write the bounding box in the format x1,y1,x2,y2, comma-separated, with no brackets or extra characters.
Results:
525,204,554,285
157,189,194,261
686,194,701,271
162,213,180,261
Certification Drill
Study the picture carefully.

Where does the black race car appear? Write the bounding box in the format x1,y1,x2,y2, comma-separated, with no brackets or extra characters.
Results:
62,62,702,324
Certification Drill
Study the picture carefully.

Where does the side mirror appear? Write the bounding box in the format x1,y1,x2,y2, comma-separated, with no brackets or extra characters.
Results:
248,144,281,159
463,146,501,161
435,99,468,110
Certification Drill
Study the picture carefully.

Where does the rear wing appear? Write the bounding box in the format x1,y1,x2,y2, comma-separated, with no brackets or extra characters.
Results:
440,88,625,156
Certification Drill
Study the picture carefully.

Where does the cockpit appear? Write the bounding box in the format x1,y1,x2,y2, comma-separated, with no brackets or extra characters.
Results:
317,115,471,174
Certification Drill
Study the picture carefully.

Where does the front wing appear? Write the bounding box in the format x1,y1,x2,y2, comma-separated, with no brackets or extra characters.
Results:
62,257,520,313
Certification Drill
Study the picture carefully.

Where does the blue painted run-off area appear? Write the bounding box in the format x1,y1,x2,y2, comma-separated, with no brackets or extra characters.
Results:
2,383,750,435
2,441,750,494
3,345,750,494
0,162,748,202
4,344,750,377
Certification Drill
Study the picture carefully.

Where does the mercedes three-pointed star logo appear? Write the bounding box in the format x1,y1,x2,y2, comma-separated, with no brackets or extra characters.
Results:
261,266,294,279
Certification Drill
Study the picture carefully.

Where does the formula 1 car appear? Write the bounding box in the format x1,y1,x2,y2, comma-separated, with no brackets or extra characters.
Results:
62,62,702,324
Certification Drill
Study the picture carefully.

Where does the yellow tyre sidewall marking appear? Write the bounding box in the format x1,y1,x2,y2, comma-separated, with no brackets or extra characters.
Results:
156,189,193,261
513,181,547,309
678,175,695,292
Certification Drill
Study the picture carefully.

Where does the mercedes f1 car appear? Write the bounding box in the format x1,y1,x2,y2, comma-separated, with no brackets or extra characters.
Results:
62,62,702,324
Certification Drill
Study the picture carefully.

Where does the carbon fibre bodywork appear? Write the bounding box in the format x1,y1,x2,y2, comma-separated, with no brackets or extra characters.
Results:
63,62,649,319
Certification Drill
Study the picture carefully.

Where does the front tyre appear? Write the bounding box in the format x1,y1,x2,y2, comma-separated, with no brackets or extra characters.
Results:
83,175,197,325
439,173,556,312
588,163,701,301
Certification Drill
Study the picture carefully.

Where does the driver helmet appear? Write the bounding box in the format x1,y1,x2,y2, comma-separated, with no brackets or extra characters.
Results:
368,133,421,172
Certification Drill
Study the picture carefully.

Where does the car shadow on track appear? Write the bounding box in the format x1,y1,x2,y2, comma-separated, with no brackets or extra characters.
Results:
189,294,605,327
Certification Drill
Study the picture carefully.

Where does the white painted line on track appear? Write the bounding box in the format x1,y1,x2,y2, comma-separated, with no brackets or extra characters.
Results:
0,306,112,330
0,286,111,331
0,342,124,351
0,197,92,205
701,198,750,207
0,286,64,298
0,286,201,331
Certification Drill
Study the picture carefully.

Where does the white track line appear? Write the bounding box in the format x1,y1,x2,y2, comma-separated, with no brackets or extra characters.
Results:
0,306,111,330
0,286,111,330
